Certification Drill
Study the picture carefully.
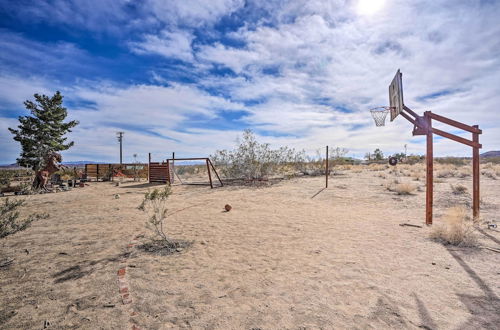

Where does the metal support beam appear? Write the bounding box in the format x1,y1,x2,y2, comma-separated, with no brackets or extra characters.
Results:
325,145,329,188
425,112,433,225
206,159,213,189
431,127,481,149
472,125,480,220
208,159,224,187
428,112,482,134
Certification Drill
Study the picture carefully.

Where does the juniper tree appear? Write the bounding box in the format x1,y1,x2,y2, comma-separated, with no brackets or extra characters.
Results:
8,91,79,171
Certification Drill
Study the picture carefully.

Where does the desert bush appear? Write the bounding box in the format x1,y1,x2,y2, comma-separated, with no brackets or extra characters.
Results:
481,169,496,180
351,167,362,173
0,198,48,238
405,155,425,165
385,181,417,195
394,183,417,195
482,157,500,164
451,184,468,195
138,185,173,245
368,164,386,171
430,207,477,247
411,171,423,181
0,170,14,186
435,157,468,166
176,165,199,176
211,129,306,180
437,170,454,178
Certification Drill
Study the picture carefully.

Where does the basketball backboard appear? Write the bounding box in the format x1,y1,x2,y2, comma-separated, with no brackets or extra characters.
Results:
389,70,404,121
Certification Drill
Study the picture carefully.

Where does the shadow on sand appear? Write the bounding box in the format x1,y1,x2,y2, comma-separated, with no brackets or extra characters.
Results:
120,182,166,189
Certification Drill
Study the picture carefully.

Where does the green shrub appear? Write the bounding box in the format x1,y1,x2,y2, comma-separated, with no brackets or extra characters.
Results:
138,185,173,245
0,198,48,238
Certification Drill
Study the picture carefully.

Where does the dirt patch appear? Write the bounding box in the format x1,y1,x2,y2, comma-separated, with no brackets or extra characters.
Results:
0,169,499,329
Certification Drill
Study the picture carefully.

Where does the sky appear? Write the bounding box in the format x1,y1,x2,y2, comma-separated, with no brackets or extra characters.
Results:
1,0,499,164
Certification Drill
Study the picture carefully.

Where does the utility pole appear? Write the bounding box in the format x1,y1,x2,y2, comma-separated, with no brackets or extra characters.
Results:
116,131,124,164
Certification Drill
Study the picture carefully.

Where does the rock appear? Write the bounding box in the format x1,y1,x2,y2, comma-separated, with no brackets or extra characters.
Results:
224,204,232,212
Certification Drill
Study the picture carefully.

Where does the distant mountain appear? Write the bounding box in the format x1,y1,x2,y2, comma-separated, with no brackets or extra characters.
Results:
480,151,500,158
0,163,19,169
0,160,104,168
61,161,103,165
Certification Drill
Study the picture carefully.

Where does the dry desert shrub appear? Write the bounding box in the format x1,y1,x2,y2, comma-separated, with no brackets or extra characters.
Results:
394,183,417,195
411,171,424,181
481,169,497,180
369,164,386,171
456,170,471,178
451,184,468,195
430,207,477,247
437,169,454,178
385,181,417,195
212,130,306,180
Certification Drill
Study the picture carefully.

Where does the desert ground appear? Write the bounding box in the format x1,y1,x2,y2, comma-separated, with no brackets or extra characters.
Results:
1,164,499,329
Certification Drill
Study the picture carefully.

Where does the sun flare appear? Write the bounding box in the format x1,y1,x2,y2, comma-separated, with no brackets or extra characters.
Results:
357,0,387,16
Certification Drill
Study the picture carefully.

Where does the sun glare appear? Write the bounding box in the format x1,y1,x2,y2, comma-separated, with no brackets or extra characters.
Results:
357,0,386,16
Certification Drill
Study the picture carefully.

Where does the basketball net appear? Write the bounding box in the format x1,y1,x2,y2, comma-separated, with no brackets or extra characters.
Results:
370,107,391,127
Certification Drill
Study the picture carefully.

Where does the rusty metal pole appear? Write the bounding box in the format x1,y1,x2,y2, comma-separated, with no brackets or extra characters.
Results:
208,159,224,187
171,152,175,184
166,159,170,184
472,125,480,221
326,146,329,188
148,153,151,183
425,112,433,225
206,159,213,189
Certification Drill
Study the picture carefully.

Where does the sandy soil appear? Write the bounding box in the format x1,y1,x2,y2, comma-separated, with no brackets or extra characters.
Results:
1,165,499,329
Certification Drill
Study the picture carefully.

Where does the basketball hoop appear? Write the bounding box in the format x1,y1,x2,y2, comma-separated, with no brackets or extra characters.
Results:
370,106,392,127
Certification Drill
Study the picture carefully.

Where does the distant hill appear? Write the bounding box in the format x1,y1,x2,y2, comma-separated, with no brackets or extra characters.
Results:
480,151,500,158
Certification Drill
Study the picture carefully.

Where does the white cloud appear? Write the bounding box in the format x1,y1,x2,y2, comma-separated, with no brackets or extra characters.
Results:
145,0,245,27
130,30,195,62
1,0,500,164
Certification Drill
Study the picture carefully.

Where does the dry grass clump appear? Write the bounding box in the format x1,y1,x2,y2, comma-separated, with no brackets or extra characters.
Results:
430,207,477,247
411,171,424,181
386,181,417,195
351,167,363,173
451,184,468,195
437,170,454,178
394,183,417,195
481,169,497,180
369,164,387,171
